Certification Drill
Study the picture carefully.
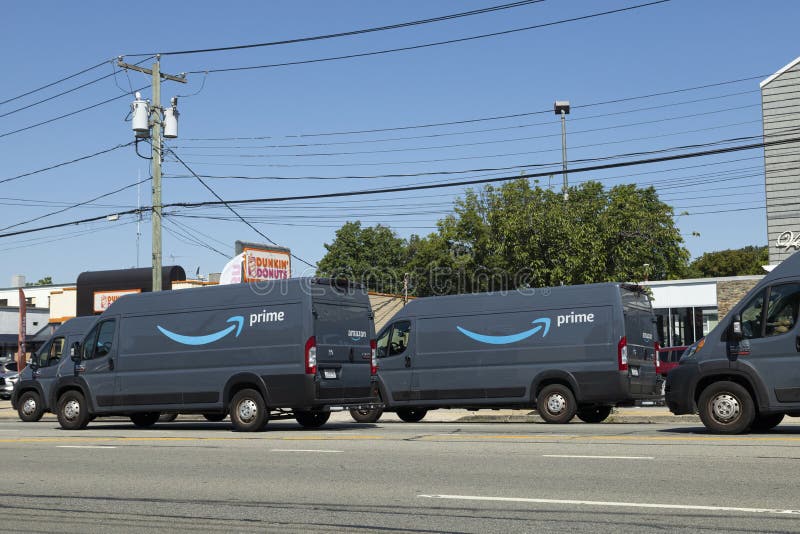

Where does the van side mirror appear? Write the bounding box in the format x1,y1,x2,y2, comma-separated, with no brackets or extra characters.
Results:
29,359,39,371
730,314,743,342
71,342,81,363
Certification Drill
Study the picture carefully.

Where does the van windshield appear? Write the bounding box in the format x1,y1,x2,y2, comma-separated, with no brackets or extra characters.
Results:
314,303,371,347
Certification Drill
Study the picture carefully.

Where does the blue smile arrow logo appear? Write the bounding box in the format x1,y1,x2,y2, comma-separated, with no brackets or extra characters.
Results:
456,317,551,345
157,316,245,346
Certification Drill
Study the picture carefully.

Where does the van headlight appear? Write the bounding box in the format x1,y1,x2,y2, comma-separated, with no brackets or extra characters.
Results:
680,338,704,362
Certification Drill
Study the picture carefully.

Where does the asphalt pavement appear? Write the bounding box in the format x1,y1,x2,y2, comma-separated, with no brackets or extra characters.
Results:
1,409,799,533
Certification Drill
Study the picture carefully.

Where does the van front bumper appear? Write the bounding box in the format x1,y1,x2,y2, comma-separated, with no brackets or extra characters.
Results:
665,363,700,415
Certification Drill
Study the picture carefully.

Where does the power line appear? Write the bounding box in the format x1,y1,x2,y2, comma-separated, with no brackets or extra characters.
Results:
126,0,546,57
0,177,151,232
0,59,111,106
4,135,797,241
186,1,671,75
0,88,149,139
165,148,317,268
0,142,136,185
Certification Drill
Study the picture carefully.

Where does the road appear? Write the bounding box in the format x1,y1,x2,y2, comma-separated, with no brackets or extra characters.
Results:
1,413,799,533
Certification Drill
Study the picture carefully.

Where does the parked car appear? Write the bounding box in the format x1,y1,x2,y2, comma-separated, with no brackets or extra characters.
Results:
1,370,19,400
351,282,661,424
666,250,800,434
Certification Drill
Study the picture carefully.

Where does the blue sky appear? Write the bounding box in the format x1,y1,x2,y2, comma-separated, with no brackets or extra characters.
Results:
1,0,798,285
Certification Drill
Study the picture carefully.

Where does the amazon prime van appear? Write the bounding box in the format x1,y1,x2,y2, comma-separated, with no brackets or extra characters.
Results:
12,316,98,422
350,283,661,424
48,278,379,431
666,251,800,434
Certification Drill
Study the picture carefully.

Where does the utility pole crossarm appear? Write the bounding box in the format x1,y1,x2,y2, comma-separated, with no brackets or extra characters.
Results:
116,59,188,83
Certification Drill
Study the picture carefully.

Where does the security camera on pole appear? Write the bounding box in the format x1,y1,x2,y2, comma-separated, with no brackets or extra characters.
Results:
118,55,186,292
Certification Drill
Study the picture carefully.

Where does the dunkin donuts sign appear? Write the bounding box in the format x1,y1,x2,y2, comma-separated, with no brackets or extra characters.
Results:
243,247,291,281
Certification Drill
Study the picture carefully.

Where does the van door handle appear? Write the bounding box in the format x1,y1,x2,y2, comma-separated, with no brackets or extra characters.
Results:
795,336,800,352
404,356,411,368
108,358,115,371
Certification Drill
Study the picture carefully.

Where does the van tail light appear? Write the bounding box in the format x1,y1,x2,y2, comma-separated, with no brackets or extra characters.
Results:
654,342,661,370
305,336,317,375
370,339,378,375
617,336,628,372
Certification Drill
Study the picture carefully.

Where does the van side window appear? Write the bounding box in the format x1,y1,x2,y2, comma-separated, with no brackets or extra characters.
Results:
36,340,52,368
83,320,116,359
765,284,800,337
388,321,411,357
740,290,766,339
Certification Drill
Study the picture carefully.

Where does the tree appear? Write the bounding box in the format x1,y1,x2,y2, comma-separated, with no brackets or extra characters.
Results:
318,180,690,297
688,246,768,278
406,180,689,294
316,222,407,293
25,276,52,286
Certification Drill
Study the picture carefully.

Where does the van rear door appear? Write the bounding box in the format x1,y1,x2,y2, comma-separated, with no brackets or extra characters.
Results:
621,287,660,396
313,302,374,401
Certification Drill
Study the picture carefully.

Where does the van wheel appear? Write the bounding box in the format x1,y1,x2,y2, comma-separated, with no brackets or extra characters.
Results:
130,412,161,428
750,413,784,432
230,388,267,432
350,407,383,423
576,405,612,424
56,390,91,430
537,384,577,424
698,381,755,434
158,413,178,422
396,408,428,423
295,411,331,428
18,390,45,422
203,413,227,422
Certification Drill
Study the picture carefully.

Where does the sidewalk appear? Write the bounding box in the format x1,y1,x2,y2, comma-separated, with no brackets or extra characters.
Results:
0,402,700,424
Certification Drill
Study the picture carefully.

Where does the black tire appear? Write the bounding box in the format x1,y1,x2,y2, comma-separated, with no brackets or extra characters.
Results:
536,384,577,424
203,413,227,422
396,408,428,423
350,407,383,423
698,381,755,434
576,405,612,424
56,390,91,430
17,390,45,422
295,411,331,428
750,413,785,432
158,413,178,422
130,412,161,428
230,388,267,432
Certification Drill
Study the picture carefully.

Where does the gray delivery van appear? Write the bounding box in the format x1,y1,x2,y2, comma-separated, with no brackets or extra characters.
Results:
351,282,661,424
666,251,800,434
46,278,379,431
12,316,97,422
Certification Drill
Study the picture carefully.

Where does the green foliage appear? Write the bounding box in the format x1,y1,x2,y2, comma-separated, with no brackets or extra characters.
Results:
316,222,407,293
317,180,691,296
688,246,768,278
25,276,53,286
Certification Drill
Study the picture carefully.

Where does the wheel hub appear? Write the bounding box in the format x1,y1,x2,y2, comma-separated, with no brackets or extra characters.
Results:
64,399,80,421
547,394,566,414
22,398,37,416
238,399,258,423
711,393,740,422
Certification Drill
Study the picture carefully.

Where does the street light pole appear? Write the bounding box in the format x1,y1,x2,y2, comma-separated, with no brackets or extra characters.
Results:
554,100,571,201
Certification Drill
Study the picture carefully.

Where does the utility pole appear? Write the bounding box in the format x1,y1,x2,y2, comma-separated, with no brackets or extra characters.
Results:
118,56,186,291
554,101,571,201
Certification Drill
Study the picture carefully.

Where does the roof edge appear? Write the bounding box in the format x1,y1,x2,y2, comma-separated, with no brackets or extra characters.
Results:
760,55,800,88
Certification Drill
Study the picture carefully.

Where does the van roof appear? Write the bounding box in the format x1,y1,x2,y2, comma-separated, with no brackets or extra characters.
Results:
395,282,632,319
103,277,369,315
54,316,97,336
760,250,800,284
